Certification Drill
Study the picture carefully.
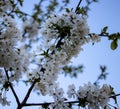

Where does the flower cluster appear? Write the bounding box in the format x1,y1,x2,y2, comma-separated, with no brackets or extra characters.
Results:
49,87,70,109
0,15,29,81
38,82,113,109
0,0,12,17
67,82,112,109
22,18,39,39
0,69,10,106
0,14,30,106
0,0,117,108
27,11,101,96
0,94,10,106
41,11,89,58
28,50,67,95
37,12,90,87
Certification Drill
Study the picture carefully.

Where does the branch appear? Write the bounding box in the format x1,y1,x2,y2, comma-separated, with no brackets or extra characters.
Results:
21,80,37,106
75,0,83,13
110,93,120,98
38,0,44,6
19,93,120,107
88,33,108,37
4,68,20,106
23,100,79,107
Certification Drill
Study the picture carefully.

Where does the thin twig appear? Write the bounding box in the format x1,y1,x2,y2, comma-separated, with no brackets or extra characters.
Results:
110,93,120,98
75,0,83,13
4,68,20,106
88,33,109,37
38,0,44,6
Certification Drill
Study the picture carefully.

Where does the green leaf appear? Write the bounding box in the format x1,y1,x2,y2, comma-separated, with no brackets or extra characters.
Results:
9,67,13,71
109,32,120,40
76,7,86,15
62,65,84,78
42,104,49,109
110,85,118,104
109,34,116,40
65,8,70,13
18,0,23,6
3,81,9,91
101,26,108,34
103,26,108,32
78,98,86,107
111,39,118,50
40,49,50,57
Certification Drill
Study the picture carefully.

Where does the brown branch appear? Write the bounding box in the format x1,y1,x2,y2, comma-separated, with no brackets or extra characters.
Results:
4,68,20,106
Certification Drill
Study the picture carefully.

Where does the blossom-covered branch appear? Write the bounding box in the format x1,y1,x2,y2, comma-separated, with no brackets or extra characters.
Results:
0,0,120,109
12,83,119,109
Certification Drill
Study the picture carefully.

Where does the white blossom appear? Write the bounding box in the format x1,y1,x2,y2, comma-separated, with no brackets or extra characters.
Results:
76,82,111,108
33,11,102,96
50,98,70,109
22,18,39,38
0,89,10,106
67,84,76,98
89,33,101,43
0,0,12,17
0,15,29,81
0,0,116,108
38,12,89,91
0,97,10,106
40,12,89,60
49,87,70,109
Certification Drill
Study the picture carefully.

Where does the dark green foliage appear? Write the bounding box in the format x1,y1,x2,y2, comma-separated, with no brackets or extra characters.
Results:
18,0,24,6
40,49,50,58
81,0,99,15
63,0,70,5
109,33,120,50
47,0,58,14
76,7,86,15
94,65,108,85
101,26,108,35
66,8,71,13
3,81,9,91
111,39,118,50
42,104,50,109
100,26,120,50
78,97,87,107
110,85,117,104
62,65,84,78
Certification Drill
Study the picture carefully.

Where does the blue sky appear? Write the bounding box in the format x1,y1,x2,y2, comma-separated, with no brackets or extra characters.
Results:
0,0,120,109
